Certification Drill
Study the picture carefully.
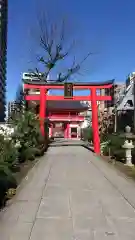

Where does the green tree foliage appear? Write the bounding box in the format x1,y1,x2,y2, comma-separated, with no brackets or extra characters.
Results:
0,110,48,207
12,111,46,162
0,135,17,207
0,135,18,168
101,134,125,160
81,127,93,142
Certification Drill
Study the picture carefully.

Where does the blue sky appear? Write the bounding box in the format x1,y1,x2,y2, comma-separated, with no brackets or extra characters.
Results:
7,0,135,101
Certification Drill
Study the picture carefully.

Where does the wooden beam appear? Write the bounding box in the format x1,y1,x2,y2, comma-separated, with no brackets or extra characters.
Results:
24,83,113,90
25,95,112,101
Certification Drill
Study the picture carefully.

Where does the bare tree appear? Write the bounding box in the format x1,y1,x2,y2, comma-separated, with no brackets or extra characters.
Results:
29,14,92,82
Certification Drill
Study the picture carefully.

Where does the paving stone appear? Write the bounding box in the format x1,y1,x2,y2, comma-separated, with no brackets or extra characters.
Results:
37,196,71,219
71,190,102,217
74,231,94,240
101,196,135,218
0,201,39,223
0,221,32,240
110,217,135,240
29,218,73,240
18,201,39,223
73,214,112,232
42,185,69,198
93,229,117,240
16,187,43,201
1,143,135,239
0,202,23,222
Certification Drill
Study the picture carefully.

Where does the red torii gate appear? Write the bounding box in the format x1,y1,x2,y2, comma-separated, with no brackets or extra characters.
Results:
23,80,114,154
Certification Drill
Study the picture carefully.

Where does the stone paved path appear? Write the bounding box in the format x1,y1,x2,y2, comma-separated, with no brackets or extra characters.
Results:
1,145,135,239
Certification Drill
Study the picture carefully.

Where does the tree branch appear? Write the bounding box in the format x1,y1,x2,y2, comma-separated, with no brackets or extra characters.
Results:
30,14,92,82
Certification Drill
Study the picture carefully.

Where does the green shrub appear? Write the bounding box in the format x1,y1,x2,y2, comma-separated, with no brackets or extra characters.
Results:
101,140,110,156
0,110,49,208
34,148,42,157
0,134,18,207
19,147,36,161
131,149,135,165
12,111,47,162
113,149,125,161
102,145,109,156
0,135,18,169
0,164,17,207
101,133,125,161
81,127,93,142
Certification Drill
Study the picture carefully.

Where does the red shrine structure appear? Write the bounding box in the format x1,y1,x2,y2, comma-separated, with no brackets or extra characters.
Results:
47,100,88,139
23,80,114,154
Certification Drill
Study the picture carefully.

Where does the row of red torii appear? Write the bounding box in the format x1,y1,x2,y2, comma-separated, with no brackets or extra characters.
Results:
23,79,114,155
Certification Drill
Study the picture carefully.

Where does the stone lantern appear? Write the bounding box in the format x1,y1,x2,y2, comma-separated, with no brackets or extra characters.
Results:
122,126,134,166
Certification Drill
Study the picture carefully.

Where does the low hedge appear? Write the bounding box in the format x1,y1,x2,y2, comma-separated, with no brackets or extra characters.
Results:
0,164,17,208
102,134,124,153
0,111,49,208
101,133,135,163
81,127,93,142
82,127,135,164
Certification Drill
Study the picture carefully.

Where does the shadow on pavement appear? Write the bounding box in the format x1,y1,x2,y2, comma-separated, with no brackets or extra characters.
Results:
49,139,94,152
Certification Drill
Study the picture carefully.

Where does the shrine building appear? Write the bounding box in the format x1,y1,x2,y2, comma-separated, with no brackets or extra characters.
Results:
47,100,88,139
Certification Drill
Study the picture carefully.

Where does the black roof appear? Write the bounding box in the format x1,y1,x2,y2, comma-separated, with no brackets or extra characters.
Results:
23,79,114,86
47,100,88,110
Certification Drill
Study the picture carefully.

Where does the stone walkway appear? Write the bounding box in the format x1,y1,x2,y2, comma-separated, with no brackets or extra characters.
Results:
1,145,135,239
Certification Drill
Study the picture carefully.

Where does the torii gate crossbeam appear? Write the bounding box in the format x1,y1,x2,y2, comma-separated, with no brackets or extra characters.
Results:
23,80,114,155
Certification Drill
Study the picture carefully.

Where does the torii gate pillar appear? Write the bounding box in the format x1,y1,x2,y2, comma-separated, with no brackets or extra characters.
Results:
91,88,100,154
23,80,114,155
39,87,46,136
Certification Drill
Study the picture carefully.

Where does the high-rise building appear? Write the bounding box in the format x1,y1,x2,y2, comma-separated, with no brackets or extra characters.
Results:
7,101,19,122
8,100,16,115
0,0,8,122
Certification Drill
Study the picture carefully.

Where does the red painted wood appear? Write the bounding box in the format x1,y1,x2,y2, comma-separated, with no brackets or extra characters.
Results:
25,95,112,101
64,124,67,138
24,84,46,89
67,123,70,139
39,87,46,136
46,96,111,101
24,82,113,154
50,124,53,137
48,109,87,112
49,115,84,121
91,89,100,154
48,113,81,117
